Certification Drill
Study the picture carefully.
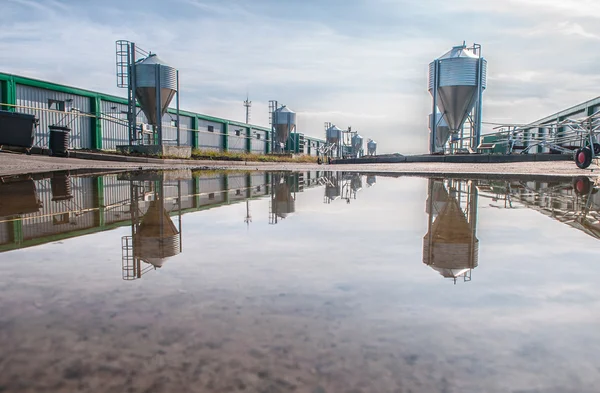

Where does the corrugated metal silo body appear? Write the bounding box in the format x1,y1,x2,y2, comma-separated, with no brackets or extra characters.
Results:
15,84,92,149
273,106,296,143
135,54,178,126
367,140,377,155
352,134,363,157
326,125,343,144
134,200,181,268
429,113,451,153
428,44,487,153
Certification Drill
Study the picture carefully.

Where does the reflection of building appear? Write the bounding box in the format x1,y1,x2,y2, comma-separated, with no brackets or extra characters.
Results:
121,173,183,280
322,171,341,204
423,179,479,284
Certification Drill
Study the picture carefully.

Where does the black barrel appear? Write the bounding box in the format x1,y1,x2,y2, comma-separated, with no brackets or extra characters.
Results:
48,125,70,157
0,110,36,148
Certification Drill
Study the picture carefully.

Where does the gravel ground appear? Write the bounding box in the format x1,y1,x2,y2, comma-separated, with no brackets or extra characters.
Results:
0,151,596,177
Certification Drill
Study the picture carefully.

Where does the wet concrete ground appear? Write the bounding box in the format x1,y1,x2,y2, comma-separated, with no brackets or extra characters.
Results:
0,151,596,177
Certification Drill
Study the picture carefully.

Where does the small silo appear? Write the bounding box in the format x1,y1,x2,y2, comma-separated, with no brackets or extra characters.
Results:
428,113,451,154
367,139,377,156
351,134,364,157
135,54,178,126
134,200,181,268
272,106,297,144
428,43,487,153
273,179,295,218
326,125,343,144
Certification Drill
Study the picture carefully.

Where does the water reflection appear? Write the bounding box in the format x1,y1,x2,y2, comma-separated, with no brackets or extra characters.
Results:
424,178,479,284
121,173,183,280
3,171,600,284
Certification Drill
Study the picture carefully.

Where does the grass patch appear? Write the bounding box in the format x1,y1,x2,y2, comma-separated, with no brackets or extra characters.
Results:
191,149,318,163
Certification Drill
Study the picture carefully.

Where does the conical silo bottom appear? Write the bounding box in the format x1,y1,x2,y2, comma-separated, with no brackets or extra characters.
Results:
423,197,479,277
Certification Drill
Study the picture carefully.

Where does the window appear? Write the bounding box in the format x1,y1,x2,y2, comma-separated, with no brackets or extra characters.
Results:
208,193,215,200
207,125,214,133
256,133,261,140
48,99,65,112
235,129,241,137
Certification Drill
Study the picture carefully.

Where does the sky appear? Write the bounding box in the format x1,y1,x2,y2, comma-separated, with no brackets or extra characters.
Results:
1,0,600,154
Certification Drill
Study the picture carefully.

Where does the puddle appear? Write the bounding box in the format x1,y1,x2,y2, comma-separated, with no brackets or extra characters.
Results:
1,170,600,392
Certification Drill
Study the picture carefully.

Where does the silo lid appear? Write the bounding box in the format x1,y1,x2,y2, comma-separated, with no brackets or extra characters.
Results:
439,45,479,59
138,53,169,66
327,125,343,132
276,105,294,113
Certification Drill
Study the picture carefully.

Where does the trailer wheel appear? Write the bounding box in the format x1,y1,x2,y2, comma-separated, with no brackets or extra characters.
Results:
573,176,592,195
575,147,592,169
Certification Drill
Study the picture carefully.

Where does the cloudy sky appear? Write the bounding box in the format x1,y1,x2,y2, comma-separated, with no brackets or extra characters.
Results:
1,0,599,153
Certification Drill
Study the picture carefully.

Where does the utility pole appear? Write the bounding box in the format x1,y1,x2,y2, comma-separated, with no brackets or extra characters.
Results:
244,95,252,124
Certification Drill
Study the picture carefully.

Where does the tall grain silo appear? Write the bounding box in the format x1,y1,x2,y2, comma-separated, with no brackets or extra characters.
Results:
135,54,178,126
269,102,297,152
428,42,487,154
351,134,364,158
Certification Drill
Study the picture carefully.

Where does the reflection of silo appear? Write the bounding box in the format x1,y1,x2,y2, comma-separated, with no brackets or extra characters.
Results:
274,180,295,218
425,179,449,215
325,173,341,202
351,174,362,193
134,200,181,268
0,178,41,216
423,180,479,282
366,175,376,187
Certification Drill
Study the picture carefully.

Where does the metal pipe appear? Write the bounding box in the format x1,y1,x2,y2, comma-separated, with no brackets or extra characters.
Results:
176,70,180,147
155,63,162,145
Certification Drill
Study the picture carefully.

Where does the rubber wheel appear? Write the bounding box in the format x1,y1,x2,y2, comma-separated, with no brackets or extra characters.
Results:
575,147,592,169
573,176,592,195
593,143,600,155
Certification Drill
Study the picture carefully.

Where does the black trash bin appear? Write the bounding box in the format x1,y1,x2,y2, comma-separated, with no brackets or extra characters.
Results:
0,110,37,149
48,125,70,157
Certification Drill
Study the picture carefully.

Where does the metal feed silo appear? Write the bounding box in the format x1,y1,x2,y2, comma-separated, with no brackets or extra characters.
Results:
135,54,178,126
428,42,487,154
351,134,363,157
326,125,343,144
429,113,451,154
367,139,377,156
272,106,296,144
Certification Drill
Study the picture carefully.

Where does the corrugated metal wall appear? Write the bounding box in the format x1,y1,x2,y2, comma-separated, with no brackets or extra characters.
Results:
162,114,193,147
197,119,223,151
15,85,92,149
21,176,97,240
103,174,132,224
101,101,132,150
0,222,9,245
251,128,267,154
197,174,226,206
227,126,247,152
